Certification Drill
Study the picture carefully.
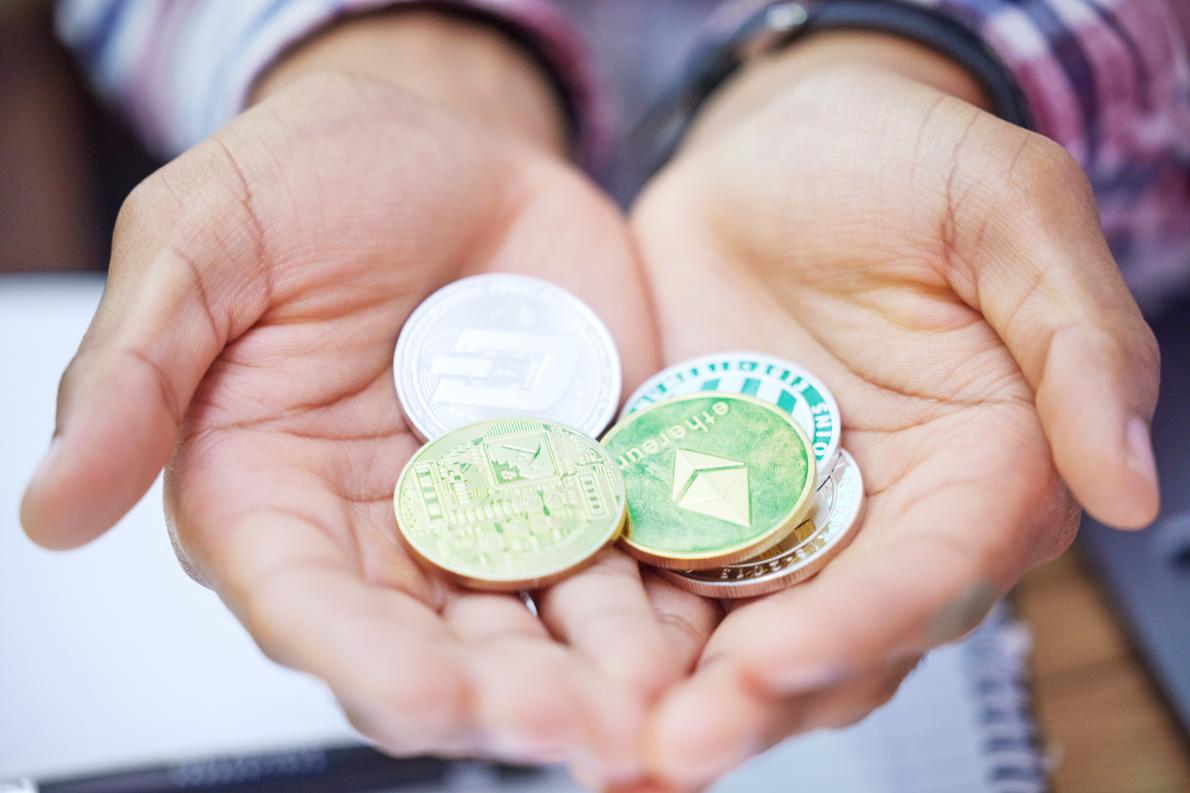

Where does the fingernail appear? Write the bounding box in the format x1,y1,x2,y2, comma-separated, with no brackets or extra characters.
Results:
1125,416,1158,486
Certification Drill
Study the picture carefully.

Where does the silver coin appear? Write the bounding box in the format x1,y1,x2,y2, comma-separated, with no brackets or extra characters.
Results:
621,351,842,486
658,449,865,598
394,274,621,440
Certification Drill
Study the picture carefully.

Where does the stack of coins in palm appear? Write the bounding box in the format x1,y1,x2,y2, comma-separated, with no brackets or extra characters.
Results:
392,274,864,596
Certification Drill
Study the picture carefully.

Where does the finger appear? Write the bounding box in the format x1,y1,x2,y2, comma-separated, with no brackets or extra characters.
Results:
173,433,597,763
536,551,701,702
20,78,480,549
210,508,476,757
446,593,582,761
950,133,1160,529
707,535,989,695
444,590,648,781
702,445,1058,695
602,781,688,793
645,660,778,788
449,591,597,761
641,570,722,668
216,506,645,771
464,626,648,783
19,144,272,549
800,655,922,731
645,656,918,788
446,591,550,643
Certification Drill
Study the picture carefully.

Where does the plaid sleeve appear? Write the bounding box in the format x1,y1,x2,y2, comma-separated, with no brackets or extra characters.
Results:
905,0,1190,308
54,0,609,166
703,0,1189,306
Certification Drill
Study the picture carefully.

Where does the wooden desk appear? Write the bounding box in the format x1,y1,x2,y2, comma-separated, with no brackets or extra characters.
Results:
1014,548,1190,793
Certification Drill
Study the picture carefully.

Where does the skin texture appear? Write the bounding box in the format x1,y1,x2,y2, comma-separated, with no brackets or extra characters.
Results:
626,51,1161,791
20,16,717,787
21,16,1160,793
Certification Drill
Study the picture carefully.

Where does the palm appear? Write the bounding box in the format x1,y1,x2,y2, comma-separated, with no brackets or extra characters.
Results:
134,76,698,772
634,208,1065,629
628,68,1078,778
173,267,637,763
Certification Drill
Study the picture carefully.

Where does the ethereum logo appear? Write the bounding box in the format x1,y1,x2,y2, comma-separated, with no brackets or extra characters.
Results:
671,449,751,527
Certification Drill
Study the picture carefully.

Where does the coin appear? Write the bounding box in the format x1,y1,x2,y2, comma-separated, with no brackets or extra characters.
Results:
394,274,621,441
394,417,626,591
621,351,841,485
603,393,816,570
658,449,864,597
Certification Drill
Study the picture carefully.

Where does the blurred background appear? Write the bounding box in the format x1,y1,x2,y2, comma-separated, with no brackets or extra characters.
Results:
0,0,156,276
1,1,1187,791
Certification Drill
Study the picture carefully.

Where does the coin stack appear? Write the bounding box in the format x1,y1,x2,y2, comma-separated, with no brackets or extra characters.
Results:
392,274,865,597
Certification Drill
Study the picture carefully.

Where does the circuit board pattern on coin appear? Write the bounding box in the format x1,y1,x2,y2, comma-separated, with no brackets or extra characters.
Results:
395,418,626,589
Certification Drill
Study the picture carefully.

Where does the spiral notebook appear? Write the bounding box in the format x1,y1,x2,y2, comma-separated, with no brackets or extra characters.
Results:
0,275,1049,793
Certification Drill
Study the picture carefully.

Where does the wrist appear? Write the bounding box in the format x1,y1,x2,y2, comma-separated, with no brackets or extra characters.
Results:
686,30,991,148
253,10,568,156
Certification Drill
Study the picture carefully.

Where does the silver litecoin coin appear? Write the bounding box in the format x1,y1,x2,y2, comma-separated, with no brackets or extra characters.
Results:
658,449,865,598
394,273,622,441
621,351,842,486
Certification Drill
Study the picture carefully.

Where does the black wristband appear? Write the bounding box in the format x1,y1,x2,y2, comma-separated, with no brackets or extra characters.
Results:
801,0,1030,124
630,0,1031,186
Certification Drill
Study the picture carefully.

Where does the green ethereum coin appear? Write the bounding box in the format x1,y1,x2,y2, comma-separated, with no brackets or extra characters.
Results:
620,351,842,486
602,393,816,569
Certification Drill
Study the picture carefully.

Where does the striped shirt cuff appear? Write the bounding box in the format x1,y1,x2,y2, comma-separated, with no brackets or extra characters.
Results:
56,0,610,165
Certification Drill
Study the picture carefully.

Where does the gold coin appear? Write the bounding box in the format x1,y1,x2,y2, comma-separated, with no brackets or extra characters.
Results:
394,418,626,591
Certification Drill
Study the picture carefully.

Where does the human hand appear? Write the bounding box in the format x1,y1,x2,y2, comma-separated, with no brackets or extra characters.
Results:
20,13,717,783
629,33,1159,789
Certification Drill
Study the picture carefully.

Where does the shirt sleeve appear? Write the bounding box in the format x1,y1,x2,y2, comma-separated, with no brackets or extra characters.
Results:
903,0,1190,309
700,0,1189,306
54,0,610,165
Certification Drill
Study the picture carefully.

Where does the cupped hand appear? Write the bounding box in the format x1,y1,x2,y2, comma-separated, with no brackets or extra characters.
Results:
20,74,716,783
629,65,1159,788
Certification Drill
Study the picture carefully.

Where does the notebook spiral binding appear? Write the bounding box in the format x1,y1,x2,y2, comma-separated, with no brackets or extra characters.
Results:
962,606,1051,793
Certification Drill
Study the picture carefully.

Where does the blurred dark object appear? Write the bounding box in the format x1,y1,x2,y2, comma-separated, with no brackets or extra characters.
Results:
0,0,157,273
33,746,556,793
1080,297,1190,738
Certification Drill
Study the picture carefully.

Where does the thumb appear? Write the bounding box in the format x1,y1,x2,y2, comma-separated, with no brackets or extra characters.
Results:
21,140,271,548
951,133,1160,530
